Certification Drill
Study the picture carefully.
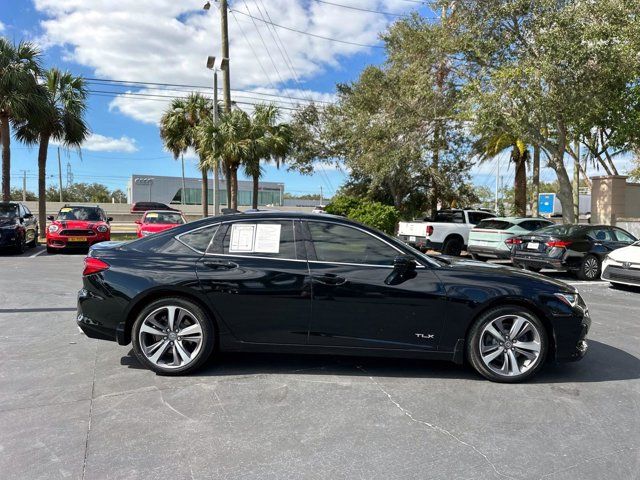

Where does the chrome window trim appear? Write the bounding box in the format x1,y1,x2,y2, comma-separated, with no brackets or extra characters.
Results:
175,223,220,255
204,252,307,263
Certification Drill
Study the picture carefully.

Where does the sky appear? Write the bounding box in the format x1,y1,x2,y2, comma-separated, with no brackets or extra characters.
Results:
0,0,632,200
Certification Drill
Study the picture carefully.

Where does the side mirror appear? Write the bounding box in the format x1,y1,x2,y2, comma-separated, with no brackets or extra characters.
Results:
23,212,33,218
107,217,113,222
47,215,54,221
134,219,141,225
385,255,417,285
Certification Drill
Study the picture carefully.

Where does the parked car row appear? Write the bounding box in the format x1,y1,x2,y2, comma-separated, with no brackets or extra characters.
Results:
0,201,187,255
398,210,639,286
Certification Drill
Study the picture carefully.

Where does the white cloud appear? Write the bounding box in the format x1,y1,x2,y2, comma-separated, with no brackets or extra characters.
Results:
34,0,418,124
0,21,5,32
53,133,138,153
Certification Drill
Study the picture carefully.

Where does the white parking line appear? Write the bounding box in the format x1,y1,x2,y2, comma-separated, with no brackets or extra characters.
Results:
566,280,608,286
29,249,47,258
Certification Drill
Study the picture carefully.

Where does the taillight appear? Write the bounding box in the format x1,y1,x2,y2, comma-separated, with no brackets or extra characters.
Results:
546,240,572,248
426,225,434,236
83,257,110,276
505,237,523,246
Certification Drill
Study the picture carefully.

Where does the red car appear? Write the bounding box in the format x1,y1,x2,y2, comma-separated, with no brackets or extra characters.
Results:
135,210,186,238
46,205,112,253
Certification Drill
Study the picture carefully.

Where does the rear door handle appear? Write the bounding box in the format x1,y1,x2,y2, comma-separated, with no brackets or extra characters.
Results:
203,260,238,270
315,274,348,286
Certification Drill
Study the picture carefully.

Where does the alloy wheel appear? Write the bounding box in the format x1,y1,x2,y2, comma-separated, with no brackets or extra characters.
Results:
138,305,204,369
479,314,542,377
583,257,599,279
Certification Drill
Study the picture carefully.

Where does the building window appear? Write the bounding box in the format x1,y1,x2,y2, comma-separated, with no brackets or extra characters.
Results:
170,188,281,206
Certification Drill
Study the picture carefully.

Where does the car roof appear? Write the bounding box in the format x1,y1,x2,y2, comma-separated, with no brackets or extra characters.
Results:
62,205,101,209
143,210,183,214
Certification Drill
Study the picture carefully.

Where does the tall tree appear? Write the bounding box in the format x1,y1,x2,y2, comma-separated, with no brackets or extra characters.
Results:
243,104,292,210
15,69,89,238
160,93,212,216
0,39,44,201
472,132,529,216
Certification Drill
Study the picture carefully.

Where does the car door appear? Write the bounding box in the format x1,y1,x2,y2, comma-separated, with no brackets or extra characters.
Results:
304,220,447,350
195,219,312,345
585,227,618,254
611,227,637,249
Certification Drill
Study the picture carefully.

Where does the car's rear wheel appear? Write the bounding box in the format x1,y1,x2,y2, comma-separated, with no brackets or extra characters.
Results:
13,234,26,254
577,254,600,281
132,297,215,375
467,306,548,383
442,237,464,256
28,229,38,248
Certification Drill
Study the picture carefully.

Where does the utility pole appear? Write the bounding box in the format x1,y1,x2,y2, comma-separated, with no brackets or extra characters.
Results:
573,139,580,221
220,0,231,114
213,67,220,215
495,157,500,213
181,153,186,205
57,148,63,202
21,170,27,201
66,161,73,187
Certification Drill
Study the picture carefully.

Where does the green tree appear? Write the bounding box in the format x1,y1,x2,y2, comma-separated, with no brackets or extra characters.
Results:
16,69,89,238
325,195,399,234
0,38,44,201
160,93,212,217
9,187,37,201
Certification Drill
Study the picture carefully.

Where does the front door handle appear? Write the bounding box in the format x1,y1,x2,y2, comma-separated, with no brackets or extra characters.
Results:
315,274,348,286
203,260,238,270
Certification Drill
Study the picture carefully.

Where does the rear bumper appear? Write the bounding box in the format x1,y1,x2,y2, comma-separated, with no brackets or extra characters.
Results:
397,235,442,252
467,245,511,259
76,288,119,342
512,254,568,271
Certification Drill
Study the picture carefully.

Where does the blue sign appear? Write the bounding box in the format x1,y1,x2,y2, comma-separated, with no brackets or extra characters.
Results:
539,193,555,214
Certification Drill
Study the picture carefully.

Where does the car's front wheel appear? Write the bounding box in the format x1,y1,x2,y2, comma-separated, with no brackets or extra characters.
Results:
132,297,215,375
467,306,548,383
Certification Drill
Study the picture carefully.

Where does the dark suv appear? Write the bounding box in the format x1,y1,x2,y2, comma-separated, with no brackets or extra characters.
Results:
0,202,39,253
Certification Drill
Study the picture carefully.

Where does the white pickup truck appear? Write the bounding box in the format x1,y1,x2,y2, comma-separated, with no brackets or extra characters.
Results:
397,209,496,256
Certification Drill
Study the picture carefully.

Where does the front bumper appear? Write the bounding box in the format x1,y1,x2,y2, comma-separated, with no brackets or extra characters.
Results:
0,229,20,248
48,234,110,250
551,299,591,362
602,264,640,287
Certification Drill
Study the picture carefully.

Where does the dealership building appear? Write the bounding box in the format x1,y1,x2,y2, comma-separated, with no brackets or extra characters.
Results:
127,174,285,207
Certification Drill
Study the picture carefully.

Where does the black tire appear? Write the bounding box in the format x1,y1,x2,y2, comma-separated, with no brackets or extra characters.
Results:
13,234,27,255
442,237,464,256
466,306,548,383
524,265,542,273
28,229,38,248
131,297,216,375
577,254,600,281
46,246,55,254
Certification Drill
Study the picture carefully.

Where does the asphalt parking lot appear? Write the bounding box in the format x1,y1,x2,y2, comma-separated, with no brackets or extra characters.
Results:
0,250,639,480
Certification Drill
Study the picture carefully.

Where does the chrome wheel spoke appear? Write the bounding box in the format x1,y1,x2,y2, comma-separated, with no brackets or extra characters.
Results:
175,341,192,364
180,323,202,337
514,341,540,353
140,323,166,337
509,317,528,340
482,346,503,364
148,340,170,364
506,350,521,375
166,306,178,331
485,324,505,342
515,347,537,361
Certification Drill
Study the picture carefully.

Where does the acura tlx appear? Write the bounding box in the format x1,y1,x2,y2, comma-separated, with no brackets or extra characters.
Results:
77,212,590,383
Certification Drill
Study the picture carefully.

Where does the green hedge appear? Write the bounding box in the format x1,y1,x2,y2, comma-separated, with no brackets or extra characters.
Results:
325,195,399,235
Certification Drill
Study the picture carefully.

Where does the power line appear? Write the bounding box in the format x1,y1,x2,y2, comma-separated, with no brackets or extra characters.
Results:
310,0,407,17
230,9,385,49
84,77,333,105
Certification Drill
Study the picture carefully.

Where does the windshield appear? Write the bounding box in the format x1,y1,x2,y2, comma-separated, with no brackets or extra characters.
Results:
143,212,184,224
534,224,585,236
476,219,514,230
0,204,18,219
57,207,104,222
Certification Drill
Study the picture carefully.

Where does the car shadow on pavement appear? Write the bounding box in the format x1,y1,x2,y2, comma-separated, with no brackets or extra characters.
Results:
120,339,639,384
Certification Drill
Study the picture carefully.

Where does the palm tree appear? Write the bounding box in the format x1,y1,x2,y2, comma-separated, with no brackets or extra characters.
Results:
473,132,529,216
0,39,44,201
15,69,89,238
215,109,252,210
243,104,292,210
160,93,212,217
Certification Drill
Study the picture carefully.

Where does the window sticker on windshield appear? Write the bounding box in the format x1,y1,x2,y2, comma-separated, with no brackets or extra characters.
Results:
229,224,256,252
146,213,158,218
254,224,281,253
60,208,72,212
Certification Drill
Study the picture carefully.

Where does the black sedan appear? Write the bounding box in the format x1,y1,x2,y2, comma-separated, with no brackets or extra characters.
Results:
0,202,39,253
77,212,590,383
510,224,637,280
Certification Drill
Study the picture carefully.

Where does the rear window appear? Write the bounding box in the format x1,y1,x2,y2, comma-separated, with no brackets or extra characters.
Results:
535,224,586,236
475,220,513,230
432,211,464,223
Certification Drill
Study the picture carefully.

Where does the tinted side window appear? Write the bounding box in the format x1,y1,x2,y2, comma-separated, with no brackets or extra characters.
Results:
613,228,636,243
178,224,219,252
467,212,493,225
308,222,396,266
221,220,296,259
586,228,615,242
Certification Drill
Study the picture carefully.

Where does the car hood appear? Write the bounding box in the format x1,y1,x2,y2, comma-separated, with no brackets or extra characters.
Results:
140,223,180,232
435,256,576,292
608,244,640,263
55,220,107,229
0,218,17,228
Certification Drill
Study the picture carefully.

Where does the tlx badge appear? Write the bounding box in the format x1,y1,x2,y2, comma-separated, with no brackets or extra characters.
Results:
415,333,435,339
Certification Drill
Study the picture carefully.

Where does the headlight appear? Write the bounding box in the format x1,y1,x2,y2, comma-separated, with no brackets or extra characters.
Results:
48,225,59,233
96,225,109,233
603,255,621,266
0,223,18,230
141,230,152,236
554,292,578,308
